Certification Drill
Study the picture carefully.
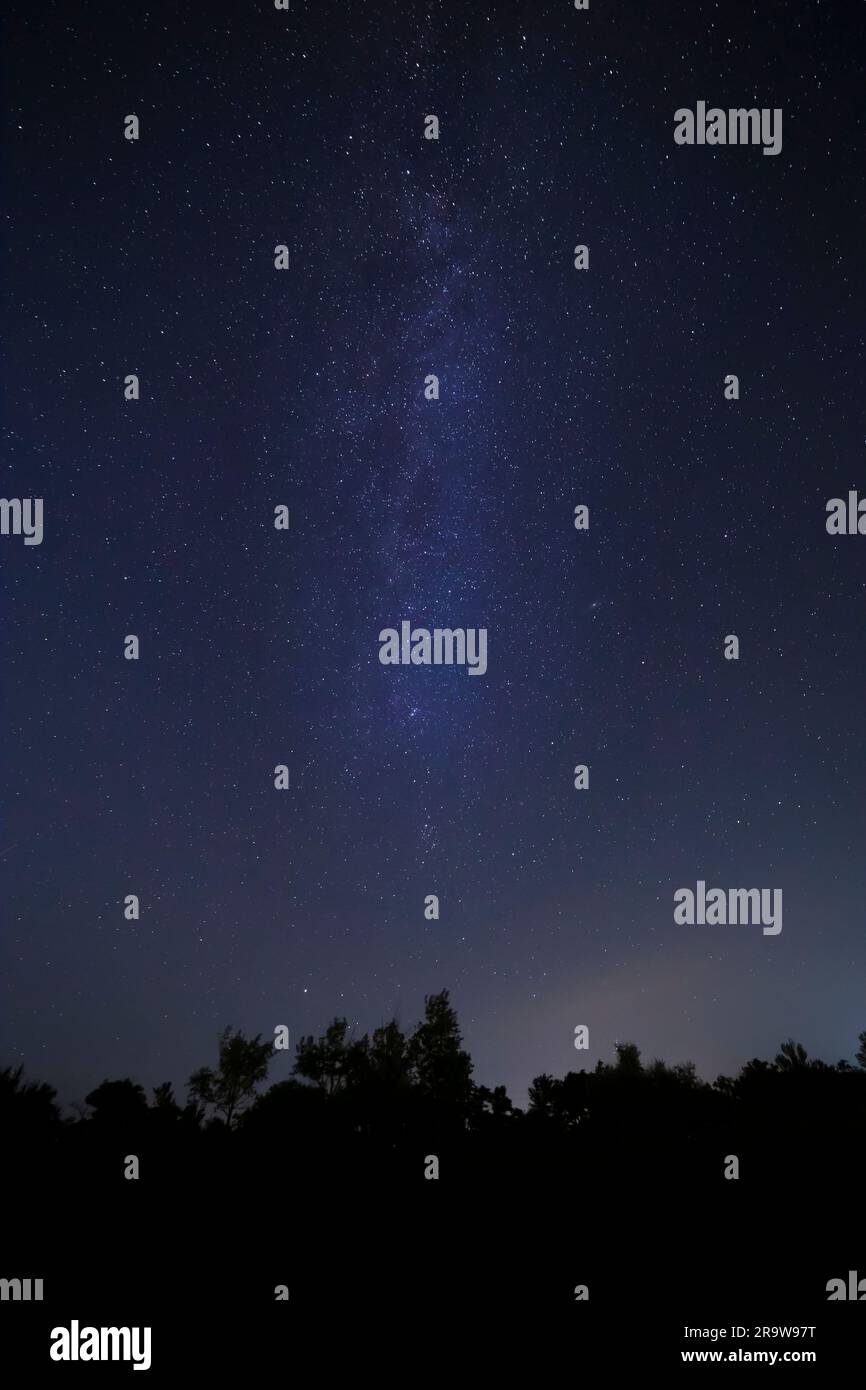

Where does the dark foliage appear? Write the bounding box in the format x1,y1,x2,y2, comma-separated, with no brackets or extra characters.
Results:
3,993,866,1202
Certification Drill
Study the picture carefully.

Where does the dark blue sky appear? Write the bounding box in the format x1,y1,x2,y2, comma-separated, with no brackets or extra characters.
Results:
3,0,865,1109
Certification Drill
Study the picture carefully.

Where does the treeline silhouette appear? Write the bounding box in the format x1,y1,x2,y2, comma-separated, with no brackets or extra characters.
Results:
4,991,866,1198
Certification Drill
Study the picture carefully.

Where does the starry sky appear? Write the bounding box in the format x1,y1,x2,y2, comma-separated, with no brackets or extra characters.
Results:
3,0,865,1111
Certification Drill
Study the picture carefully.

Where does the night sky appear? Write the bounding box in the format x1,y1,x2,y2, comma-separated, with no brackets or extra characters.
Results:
3,0,865,1113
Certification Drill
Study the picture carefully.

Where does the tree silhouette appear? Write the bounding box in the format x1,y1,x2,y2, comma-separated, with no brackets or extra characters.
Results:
293,1017,366,1096
188,1026,273,1129
613,1041,642,1075
149,1082,187,1133
527,1071,589,1130
407,990,473,1118
0,1064,60,1129
151,1081,182,1113
775,1039,810,1070
84,1078,148,1123
472,1084,515,1121
3,1005,866,1206
365,1019,412,1091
